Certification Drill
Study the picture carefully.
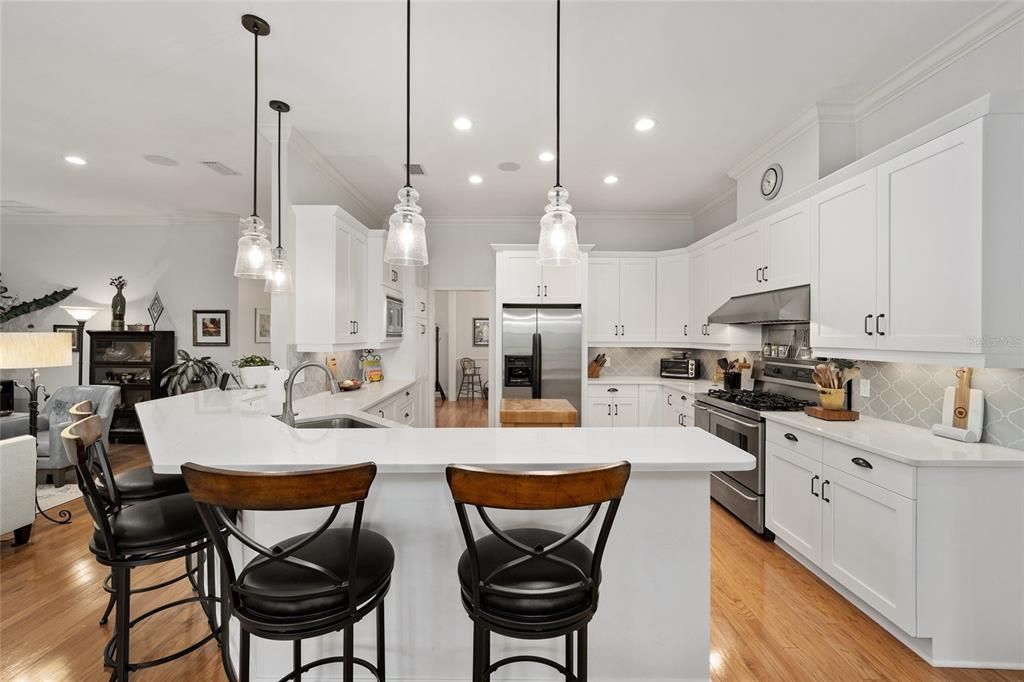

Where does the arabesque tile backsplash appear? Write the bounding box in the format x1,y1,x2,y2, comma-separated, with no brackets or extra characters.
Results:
588,346,1024,450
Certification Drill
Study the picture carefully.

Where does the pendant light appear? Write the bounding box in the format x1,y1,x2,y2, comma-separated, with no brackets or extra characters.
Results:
234,14,274,279
537,0,579,266
266,100,293,293
384,0,428,267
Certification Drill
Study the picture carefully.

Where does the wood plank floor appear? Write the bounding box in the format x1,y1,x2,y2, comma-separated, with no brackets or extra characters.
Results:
1,443,1020,681
434,397,488,428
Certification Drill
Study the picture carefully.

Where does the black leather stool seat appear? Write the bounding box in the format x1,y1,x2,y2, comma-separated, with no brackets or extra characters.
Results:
458,528,595,619
91,493,207,554
116,467,189,501
238,528,395,619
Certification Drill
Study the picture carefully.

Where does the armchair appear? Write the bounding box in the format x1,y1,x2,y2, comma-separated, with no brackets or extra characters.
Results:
0,435,36,544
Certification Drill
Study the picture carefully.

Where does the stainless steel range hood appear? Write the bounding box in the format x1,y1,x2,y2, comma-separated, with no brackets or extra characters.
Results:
708,285,810,325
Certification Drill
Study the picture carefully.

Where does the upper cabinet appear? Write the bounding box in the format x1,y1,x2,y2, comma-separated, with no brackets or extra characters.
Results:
656,253,691,343
731,201,810,297
499,252,583,304
587,257,656,343
383,260,403,293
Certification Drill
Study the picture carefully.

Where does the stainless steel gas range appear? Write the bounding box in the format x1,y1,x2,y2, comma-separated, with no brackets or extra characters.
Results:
694,360,819,539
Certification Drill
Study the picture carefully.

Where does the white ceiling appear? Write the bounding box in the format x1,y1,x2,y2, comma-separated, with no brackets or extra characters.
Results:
0,1,996,223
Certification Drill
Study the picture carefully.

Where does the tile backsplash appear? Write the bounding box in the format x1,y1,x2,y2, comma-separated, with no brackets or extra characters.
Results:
286,346,363,400
587,347,746,381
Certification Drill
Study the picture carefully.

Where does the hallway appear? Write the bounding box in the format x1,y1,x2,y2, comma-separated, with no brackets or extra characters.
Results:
435,398,488,428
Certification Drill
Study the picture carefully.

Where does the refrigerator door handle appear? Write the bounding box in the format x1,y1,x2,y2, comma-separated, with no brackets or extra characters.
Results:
531,332,542,399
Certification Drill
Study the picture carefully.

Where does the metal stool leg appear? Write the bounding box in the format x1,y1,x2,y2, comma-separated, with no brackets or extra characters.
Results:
293,640,302,682
343,624,354,682
577,625,587,682
482,627,491,682
377,602,386,681
240,629,251,682
565,632,574,680
113,566,131,681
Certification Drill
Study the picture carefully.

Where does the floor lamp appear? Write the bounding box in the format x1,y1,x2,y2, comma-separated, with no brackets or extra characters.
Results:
0,332,74,524
61,306,100,385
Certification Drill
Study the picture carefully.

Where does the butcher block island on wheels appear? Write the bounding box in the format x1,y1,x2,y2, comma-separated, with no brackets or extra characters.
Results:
137,386,753,681
500,398,579,427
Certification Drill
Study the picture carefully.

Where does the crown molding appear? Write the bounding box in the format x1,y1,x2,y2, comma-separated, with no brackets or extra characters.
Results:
854,2,1024,122
0,213,238,228
288,128,384,227
426,211,692,226
693,185,737,219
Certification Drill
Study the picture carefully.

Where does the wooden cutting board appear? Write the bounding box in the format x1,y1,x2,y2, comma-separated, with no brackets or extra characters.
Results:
804,406,860,421
501,399,578,427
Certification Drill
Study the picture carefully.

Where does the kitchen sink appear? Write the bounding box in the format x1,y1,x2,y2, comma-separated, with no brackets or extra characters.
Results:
292,415,382,429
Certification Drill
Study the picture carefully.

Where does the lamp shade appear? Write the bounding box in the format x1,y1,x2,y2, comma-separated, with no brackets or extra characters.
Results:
0,332,73,370
61,305,101,322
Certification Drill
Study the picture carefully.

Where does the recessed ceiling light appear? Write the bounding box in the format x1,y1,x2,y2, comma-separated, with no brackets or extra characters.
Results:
634,117,656,132
469,174,483,184
603,175,619,185
538,151,555,163
453,117,473,131
497,161,520,172
64,155,87,166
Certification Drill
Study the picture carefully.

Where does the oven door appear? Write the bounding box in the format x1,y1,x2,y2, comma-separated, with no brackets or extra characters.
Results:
705,407,764,494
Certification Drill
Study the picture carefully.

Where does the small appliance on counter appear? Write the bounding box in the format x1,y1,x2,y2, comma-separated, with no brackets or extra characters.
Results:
660,356,701,380
361,351,383,383
931,367,984,443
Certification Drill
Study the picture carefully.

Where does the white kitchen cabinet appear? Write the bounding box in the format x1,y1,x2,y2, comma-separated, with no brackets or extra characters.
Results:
586,385,639,427
610,396,638,427
383,259,403,293
586,397,615,427
662,388,694,427
810,169,878,350
587,257,656,343
766,446,823,564
414,287,428,319
498,251,583,304
730,223,765,298
731,201,810,297
638,385,662,427
294,205,368,349
656,254,691,343
704,240,732,343
821,465,916,634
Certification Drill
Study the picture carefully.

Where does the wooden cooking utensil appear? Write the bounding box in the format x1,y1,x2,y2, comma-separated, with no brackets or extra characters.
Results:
952,367,973,429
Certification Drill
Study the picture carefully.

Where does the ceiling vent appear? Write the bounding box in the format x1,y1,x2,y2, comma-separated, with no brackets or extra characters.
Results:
404,163,426,176
201,161,242,176
1,200,56,214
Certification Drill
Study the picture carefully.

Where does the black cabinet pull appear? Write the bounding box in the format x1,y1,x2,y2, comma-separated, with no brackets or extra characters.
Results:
621,325,625,336
680,395,687,401
537,285,541,298
763,265,768,281
667,394,672,406
822,480,831,503
811,474,820,497
756,267,762,283
606,404,611,416
607,387,619,393
404,412,410,419
614,404,619,416
864,314,874,335
784,432,799,442
681,414,687,427
406,391,411,397
615,324,619,336
378,409,385,418
544,285,548,297
851,456,873,469
683,324,688,336
876,313,886,336
678,414,683,426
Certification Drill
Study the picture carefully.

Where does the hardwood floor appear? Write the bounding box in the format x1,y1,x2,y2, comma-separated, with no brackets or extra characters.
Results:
434,397,488,428
1,443,1019,681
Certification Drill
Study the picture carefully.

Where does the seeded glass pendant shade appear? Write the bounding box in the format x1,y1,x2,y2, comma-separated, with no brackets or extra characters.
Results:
235,14,274,280
384,0,428,267
537,0,579,266
266,100,293,293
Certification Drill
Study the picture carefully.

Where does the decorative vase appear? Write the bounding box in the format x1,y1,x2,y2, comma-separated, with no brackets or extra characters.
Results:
818,387,846,410
110,286,126,331
239,366,269,388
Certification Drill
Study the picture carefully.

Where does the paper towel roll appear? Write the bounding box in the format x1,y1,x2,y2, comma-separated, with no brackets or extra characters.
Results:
266,366,286,416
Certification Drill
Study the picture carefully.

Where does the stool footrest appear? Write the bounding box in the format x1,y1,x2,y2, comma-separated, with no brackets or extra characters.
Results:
277,655,382,682
103,594,221,670
486,654,578,681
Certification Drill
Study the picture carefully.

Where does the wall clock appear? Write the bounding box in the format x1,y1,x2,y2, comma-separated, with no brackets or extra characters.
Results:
760,163,783,200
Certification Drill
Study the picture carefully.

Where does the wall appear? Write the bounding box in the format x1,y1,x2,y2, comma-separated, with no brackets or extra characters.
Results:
434,291,450,397
426,215,693,290
586,346,745,381
0,219,258,403
692,189,737,242
733,124,822,219
452,290,490,387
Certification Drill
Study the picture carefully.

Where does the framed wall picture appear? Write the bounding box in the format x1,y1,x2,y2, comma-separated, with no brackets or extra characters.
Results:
472,317,490,347
53,324,80,352
255,307,271,343
193,309,230,346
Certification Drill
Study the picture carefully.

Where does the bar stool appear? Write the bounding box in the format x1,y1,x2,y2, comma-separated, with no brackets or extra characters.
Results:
181,461,393,682
458,358,484,400
68,400,195,626
445,461,631,681
60,416,220,680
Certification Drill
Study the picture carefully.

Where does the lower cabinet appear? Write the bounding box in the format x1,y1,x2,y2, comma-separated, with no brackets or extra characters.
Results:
586,383,695,427
368,385,416,425
766,424,916,635
586,385,638,427
662,388,695,427
639,386,662,426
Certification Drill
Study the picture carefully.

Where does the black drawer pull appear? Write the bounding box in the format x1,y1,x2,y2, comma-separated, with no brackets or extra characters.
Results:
851,456,873,469
607,387,618,393
810,474,819,497
784,432,799,442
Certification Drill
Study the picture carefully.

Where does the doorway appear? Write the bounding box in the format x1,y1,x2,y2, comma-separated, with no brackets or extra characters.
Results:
433,289,490,428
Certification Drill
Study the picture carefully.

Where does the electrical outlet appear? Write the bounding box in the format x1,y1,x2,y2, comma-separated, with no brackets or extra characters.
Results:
603,356,611,367
859,378,871,398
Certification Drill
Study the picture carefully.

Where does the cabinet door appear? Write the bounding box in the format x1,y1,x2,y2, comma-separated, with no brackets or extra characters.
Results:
638,385,662,427
611,398,638,427
821,465,916,635
542,262,583,304
502,254,543,303
766,446,822,564
876,120,983,354
415,287,429,319
293,208,336,347
587,398,614,427
656,254,691,343
810,169,878,350
618,258,657,341
662,390,678,426
348,233,368,343
587,258,621,342
765,200,810,291
690,249,711,339
705,240,733,343
383,260,402,291
730,223,766,297
334,227,352,342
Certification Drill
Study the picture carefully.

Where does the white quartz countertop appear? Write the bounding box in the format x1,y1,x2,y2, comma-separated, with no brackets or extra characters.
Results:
137,384,754,475
763,412,1024,468
588,376,717,394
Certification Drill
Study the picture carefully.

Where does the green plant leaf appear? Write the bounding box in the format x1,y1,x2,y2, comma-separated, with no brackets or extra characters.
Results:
0,286,77,323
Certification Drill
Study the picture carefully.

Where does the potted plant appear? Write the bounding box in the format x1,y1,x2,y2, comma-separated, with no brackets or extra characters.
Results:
232,354,278,388
160,350,222,395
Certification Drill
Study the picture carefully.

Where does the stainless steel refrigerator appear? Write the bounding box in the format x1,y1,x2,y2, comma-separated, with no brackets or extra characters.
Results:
501,305,583,425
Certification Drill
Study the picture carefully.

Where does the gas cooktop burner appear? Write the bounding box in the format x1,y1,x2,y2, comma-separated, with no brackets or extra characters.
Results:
705,388,815,412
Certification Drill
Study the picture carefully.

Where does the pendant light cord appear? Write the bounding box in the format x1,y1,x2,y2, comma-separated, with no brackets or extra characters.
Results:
252,29,259,218
405,0,412,189
276,108,282,247
555,0,561,188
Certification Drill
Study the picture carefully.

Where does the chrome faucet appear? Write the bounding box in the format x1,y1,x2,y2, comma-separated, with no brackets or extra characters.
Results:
279,361,339,427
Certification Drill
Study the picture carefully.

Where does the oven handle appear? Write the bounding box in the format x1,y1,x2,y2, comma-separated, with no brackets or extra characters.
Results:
710,473,759,502
700,405,762,430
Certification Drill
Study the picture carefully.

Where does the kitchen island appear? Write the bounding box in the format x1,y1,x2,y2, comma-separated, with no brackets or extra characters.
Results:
138,386,754,681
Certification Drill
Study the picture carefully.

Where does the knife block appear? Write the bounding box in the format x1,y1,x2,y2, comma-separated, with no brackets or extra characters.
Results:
587,361,603,379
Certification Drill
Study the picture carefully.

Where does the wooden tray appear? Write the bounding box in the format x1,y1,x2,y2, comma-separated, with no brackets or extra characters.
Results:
337,380,362,392
804,406,859,421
